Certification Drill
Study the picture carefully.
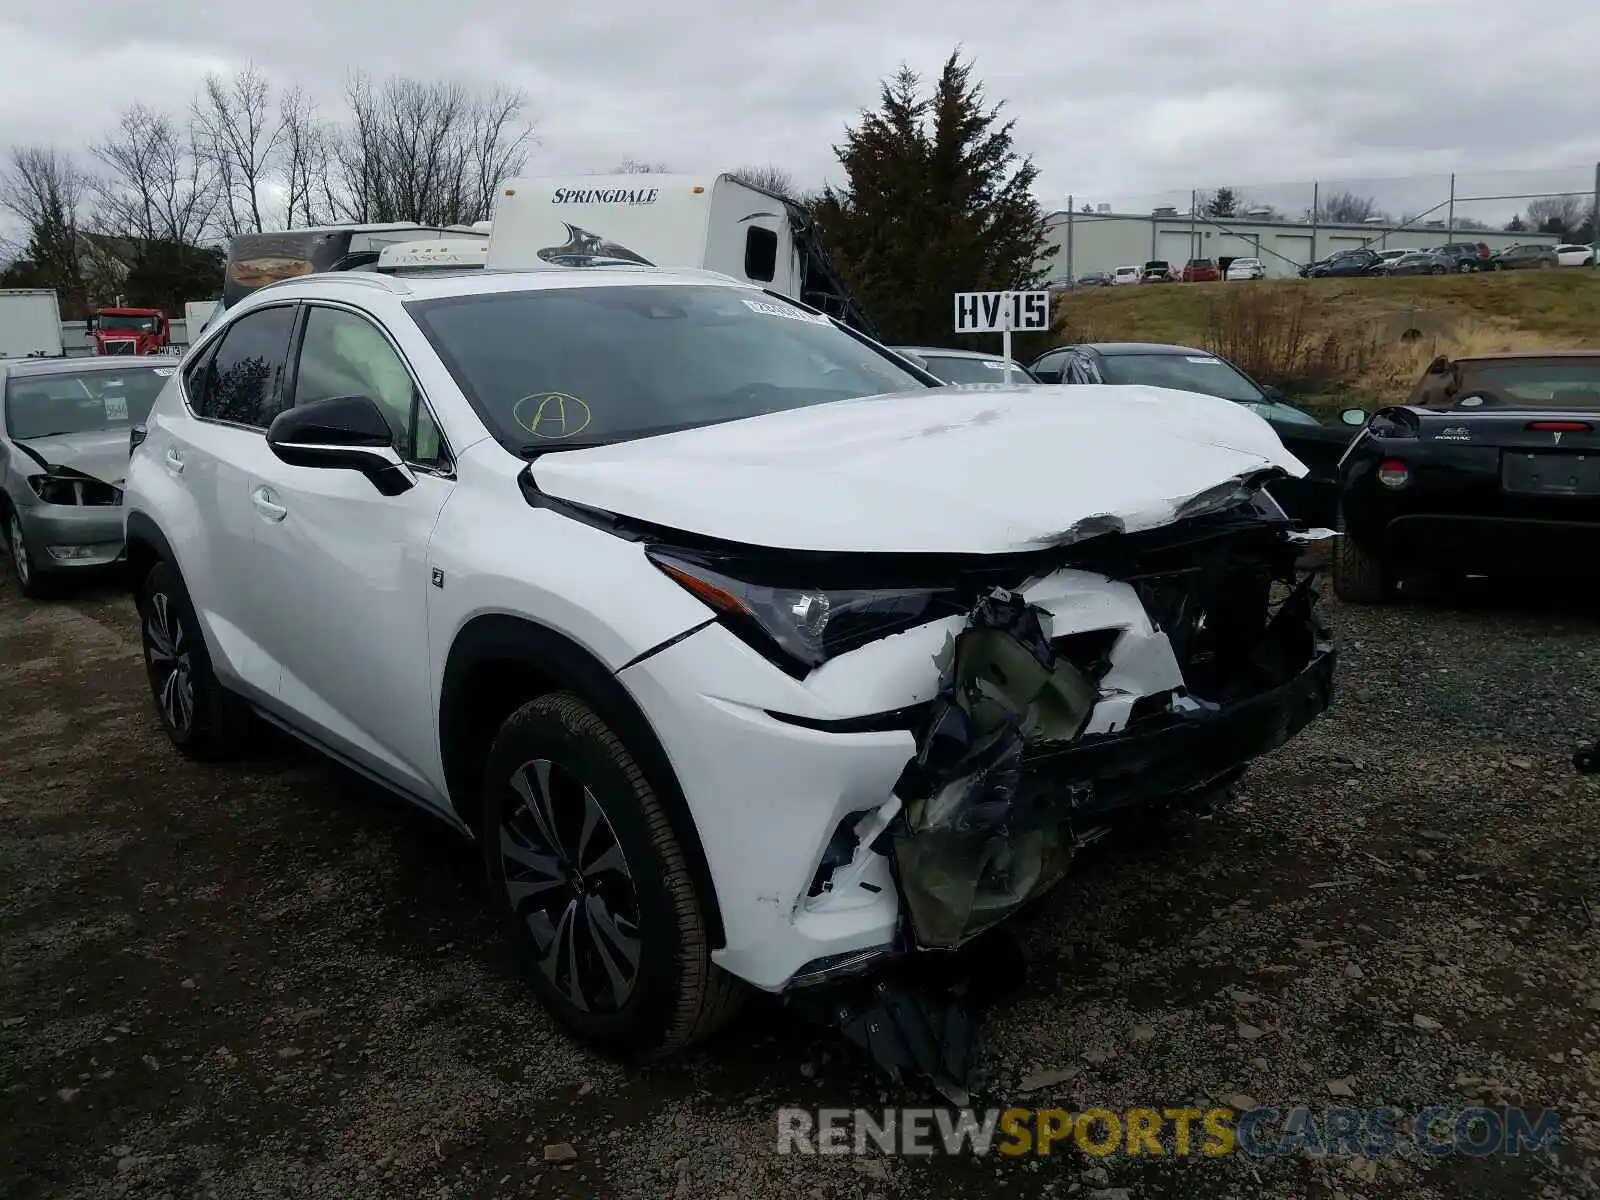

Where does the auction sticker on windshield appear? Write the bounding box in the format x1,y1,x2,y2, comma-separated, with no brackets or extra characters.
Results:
103,394,129,421
742,299,830,325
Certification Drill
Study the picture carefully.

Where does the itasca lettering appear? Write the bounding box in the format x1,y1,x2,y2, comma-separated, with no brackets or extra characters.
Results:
552,187,660,205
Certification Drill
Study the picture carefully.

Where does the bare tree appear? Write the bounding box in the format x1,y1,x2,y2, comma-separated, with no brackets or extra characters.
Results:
1524,195,1586,239
328,74,534,225
731,164,798,198
0,146,90,309
193,65,284,235
89,104,218,244
277,86,326,228
1316,190,1379,224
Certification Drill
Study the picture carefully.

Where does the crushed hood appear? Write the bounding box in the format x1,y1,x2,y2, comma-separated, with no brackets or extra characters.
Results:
12,429,130,487
529,384,1307,554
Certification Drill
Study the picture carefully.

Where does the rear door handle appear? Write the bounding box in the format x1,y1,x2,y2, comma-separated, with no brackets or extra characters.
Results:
251,486,287,522
164,446,184,475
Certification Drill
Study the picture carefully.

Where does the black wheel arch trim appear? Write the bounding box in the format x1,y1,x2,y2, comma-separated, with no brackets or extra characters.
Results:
439,613,727,949
124,510,179,595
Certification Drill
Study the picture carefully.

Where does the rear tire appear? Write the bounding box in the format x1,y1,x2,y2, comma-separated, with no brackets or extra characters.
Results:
482,692,744,1058
137,560,251,759
1332,509,1394,604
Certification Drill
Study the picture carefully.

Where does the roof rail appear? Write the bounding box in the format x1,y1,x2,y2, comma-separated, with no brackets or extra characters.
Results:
247,271,413,299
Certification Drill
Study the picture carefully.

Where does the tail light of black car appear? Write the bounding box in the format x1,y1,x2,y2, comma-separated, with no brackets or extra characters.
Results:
1377,459,1411,489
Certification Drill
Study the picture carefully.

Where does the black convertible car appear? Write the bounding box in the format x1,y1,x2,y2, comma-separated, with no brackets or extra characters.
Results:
1333,350,1600,602
1029,342,1365,526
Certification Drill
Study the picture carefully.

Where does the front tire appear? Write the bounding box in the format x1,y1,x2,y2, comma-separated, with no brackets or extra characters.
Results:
483,692,744,1058
137,560,251,759
2,505,53,599
1332,509,1394,604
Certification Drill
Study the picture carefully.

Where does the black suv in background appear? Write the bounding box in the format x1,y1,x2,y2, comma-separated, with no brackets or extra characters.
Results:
1434,241,1496,272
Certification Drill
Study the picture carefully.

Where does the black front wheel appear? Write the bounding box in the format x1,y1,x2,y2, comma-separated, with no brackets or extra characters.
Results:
483,692,744,1057
137,560,251,759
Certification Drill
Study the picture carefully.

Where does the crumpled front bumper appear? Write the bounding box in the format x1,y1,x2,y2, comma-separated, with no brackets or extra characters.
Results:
620,514,1336,991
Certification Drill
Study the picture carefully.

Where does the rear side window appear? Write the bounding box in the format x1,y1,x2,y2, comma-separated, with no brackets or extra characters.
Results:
189,305,298,428
744,227,778,282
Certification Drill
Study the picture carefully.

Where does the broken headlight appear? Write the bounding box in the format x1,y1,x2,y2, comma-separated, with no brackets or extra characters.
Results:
647,549,959,674
27,474,122,506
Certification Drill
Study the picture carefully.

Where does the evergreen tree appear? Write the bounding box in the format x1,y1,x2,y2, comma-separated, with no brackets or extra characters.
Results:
1205,187,1239,218
809,51,1054,345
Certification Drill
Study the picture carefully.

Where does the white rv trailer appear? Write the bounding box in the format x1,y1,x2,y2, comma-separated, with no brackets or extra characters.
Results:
484,173,874,334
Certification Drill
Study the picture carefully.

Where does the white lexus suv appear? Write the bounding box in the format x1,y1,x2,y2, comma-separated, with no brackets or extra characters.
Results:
123,263,1335,1057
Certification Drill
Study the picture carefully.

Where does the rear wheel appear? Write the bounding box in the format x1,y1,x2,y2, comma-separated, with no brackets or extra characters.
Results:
483,692,744,1057
1332,509,1394,604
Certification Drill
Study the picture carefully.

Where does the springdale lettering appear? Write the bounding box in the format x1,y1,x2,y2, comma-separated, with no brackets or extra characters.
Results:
551,187,660,205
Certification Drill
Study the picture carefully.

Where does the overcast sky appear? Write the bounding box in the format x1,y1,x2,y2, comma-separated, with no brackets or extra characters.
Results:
1,0,1597,223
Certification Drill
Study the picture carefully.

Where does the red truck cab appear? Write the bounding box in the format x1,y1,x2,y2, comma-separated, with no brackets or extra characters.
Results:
86,307,170,356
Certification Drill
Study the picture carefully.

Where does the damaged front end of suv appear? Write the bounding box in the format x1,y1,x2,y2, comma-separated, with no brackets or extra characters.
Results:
533,462,1334,1099
740,489,1331,1096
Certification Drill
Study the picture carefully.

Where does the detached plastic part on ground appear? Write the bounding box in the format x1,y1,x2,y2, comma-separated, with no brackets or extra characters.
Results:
1577,742,1599,773
791,513,1335,1100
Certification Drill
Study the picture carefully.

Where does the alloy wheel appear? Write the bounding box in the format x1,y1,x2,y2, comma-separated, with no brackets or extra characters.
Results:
500,758,641,1014
145,591,194,733
7,512,29,586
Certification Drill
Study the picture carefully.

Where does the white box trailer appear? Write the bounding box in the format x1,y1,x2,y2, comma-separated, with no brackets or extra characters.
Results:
184,299,220,343
0,288,65,359
485,173,875,335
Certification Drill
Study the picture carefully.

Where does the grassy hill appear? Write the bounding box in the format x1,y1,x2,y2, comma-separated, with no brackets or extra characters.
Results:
1028,271,1600,412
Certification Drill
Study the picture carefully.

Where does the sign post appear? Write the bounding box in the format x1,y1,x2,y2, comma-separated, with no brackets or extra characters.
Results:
952,290,1051,383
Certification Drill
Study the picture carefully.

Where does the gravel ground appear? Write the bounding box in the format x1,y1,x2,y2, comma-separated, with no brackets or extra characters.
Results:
2,573,1598,1200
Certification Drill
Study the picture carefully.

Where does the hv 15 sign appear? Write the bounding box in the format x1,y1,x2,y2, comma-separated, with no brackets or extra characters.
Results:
953,290,1050,334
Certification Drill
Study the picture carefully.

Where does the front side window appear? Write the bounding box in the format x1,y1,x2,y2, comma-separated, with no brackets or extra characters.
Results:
190,304,298,428
4,366,172,440
407,284,926,452
1096,353,1264,403
293,306,444,465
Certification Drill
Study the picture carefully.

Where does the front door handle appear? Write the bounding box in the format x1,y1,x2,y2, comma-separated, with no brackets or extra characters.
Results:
250,486,288,522
164,446,184,475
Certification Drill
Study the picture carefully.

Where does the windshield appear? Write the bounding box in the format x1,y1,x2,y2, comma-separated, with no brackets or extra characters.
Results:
1241,399,1322,426
408,284,928,450
97,313,159,332
1096,352,1265,402
4,366,170,439
1458,359,1600,410
920,355,1033,385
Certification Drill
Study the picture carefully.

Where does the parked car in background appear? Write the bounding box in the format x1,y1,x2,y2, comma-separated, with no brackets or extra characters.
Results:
1181,258,1221,283
1556,244,1597,267
1434,242,1496,272
1,357,177,596
1139,260,1176,283
1028,341,1365,526
1375,248,1416,267
1225,257,1266,281
1334,350,1600,603
1381,251,1452,276
1111,265,1142,286
1301,248,1384,278
892,346,1039,385
1043,277,1075,293
1492,243,1559,271
1075,271,1113,287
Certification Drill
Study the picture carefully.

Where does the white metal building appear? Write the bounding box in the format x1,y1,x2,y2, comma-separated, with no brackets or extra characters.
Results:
1040,209,1559,281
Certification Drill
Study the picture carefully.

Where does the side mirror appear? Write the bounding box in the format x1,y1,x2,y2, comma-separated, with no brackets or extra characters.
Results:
266,395,415,496
1425,355,1450,374
85,317,97,332
1339,407,1370,427
898,351,929,372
